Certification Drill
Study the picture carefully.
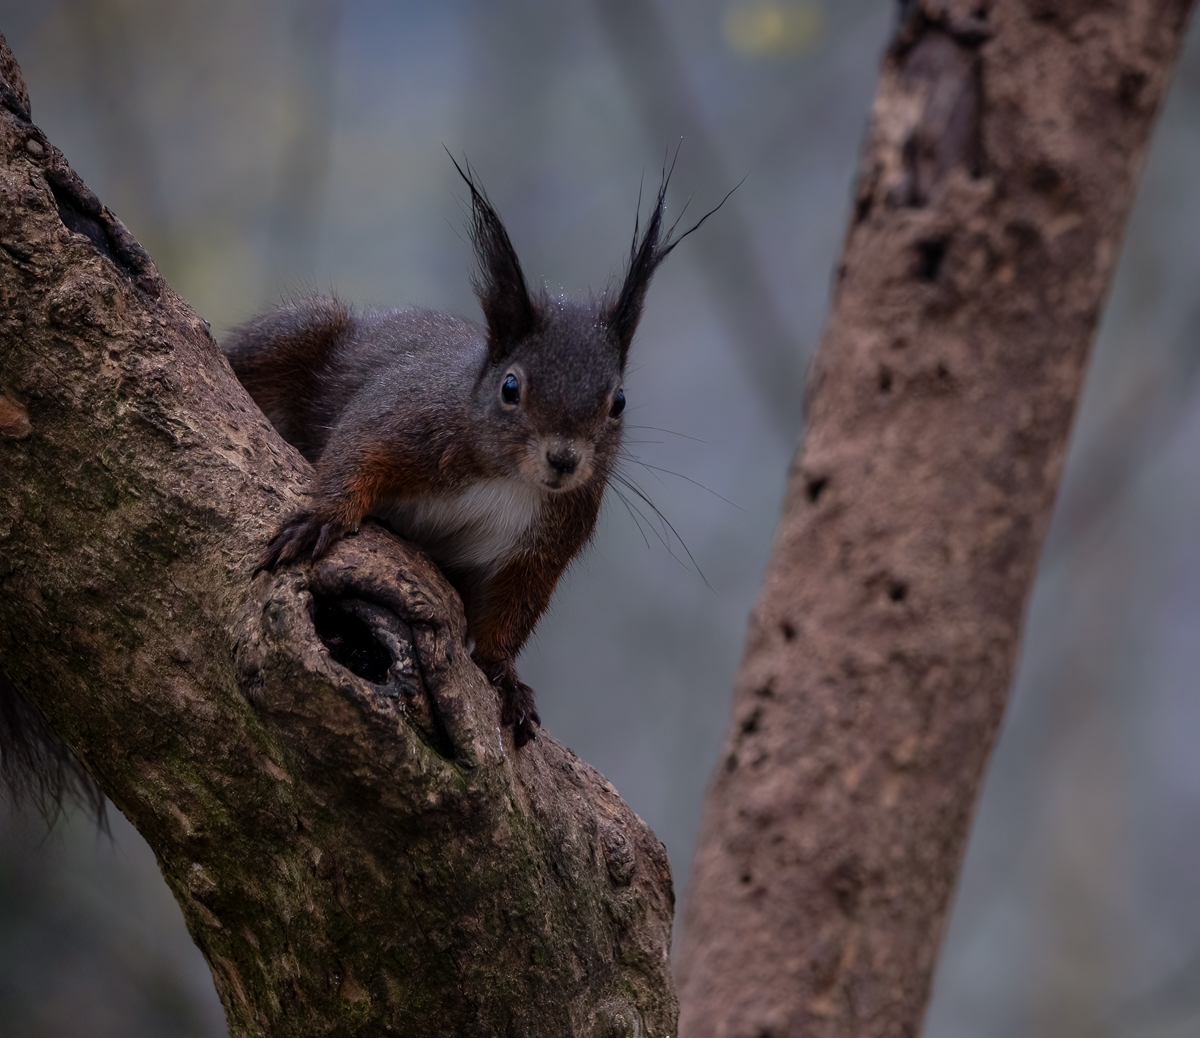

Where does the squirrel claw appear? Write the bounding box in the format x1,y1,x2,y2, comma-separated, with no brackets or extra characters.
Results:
256,513,349,573
486,663,540,747
512,716,538,748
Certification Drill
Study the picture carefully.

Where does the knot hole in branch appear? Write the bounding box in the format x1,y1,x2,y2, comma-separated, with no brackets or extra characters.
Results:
310,595,454,758
312,598,392,682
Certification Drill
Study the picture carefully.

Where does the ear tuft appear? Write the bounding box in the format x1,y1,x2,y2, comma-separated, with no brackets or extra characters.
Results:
605,151,734,364
448,151,538,360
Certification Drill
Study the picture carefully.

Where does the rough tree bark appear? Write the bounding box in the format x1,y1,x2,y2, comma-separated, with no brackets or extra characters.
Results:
675,3,1196,1037
0,34,676,1038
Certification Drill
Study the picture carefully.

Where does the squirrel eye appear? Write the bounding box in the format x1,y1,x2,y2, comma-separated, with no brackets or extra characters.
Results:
609,388,626,418
501,372,521,406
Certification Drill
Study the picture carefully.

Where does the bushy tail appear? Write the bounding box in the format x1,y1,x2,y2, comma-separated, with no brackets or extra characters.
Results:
0,670,105,826
223,295,352,462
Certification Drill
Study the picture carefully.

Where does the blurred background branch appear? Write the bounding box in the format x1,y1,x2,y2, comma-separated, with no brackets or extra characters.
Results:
262,0,342,295
60,0,177,272
593,0,807,441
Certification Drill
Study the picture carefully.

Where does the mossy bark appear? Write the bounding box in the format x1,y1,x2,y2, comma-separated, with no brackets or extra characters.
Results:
676,3,1196,1037
0,33,675,1038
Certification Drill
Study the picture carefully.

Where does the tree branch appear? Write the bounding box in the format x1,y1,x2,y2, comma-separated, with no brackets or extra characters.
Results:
0,32,675,1037
677,2,1198,1035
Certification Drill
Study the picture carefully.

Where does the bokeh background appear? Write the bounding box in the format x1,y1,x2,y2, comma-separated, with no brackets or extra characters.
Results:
1,2,1199,1036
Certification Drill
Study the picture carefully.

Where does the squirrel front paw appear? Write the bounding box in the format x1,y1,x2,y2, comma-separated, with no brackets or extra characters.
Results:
482,659,541,747
257,512,352,572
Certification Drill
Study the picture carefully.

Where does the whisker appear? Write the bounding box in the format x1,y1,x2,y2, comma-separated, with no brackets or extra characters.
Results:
612,471,712,590
610,486,653,552
621,454,671,492
613,478,679,560
623,459,745,512
616,444,742,511
625,424,710,444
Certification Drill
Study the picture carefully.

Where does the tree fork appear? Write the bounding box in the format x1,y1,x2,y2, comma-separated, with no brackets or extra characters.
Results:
677,3,1196,1036
0,33,676,1038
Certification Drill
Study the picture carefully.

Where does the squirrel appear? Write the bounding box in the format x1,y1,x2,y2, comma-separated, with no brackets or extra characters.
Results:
224,158,719,746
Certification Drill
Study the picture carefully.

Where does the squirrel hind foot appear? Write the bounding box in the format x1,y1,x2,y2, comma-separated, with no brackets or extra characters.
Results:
487,662,541,747
512,715,538,748
504,685,540,747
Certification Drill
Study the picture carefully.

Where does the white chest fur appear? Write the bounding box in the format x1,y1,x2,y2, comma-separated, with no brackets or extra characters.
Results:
372,479,544,577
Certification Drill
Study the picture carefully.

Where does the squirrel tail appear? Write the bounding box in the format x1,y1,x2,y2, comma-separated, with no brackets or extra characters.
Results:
223,294,352,462
0,670,106,826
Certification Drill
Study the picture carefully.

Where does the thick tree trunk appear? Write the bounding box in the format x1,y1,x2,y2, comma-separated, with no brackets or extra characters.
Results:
676,3,1196,1037
0,34,676,1038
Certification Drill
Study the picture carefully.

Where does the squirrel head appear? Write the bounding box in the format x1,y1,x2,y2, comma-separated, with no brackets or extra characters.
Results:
452,154,714,495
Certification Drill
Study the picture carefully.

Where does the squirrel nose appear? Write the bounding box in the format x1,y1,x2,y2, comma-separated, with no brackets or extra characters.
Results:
546,445,578,476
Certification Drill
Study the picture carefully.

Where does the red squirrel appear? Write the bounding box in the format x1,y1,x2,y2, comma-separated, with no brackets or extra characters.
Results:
224,159,715,746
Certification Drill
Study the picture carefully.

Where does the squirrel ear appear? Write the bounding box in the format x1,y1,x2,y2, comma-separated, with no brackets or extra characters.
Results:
449,154,538,358
605,176,671,365
606,155,734,364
